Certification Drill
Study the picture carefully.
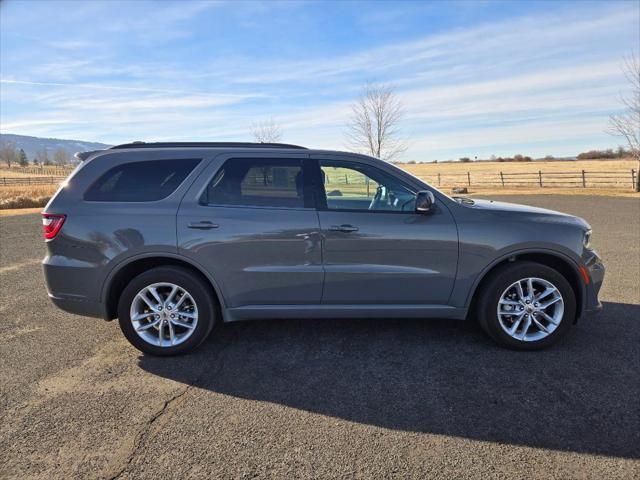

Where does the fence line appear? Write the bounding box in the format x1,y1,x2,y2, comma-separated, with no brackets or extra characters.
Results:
0,176,66,186
419,169,637,189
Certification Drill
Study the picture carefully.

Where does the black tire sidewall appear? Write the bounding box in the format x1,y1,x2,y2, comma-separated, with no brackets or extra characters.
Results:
117,266,215,356
478,262,576,350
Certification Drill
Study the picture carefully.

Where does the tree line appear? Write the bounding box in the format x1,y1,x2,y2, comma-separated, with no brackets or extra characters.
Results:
0,141,71,168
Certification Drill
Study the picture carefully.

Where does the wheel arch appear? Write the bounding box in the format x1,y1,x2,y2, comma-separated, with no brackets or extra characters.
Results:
466,250,585,322
102,253,226,321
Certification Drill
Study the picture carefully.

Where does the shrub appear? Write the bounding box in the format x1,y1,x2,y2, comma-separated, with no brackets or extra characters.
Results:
459,157,471,162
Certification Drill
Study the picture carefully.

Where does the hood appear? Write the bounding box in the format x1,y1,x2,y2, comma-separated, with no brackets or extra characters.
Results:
457,198,590,229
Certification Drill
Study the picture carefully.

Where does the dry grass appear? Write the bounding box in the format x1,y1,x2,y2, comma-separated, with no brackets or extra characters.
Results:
0,185,58,210
0,207,43,217
400,158,636,176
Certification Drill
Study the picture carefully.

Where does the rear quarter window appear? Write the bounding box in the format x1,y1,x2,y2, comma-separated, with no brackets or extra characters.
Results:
84,159,200,202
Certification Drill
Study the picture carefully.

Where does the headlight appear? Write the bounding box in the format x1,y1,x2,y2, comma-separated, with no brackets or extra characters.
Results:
583,229,592,249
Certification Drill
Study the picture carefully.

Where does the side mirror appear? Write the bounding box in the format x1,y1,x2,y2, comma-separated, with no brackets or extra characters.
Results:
415,190,435,214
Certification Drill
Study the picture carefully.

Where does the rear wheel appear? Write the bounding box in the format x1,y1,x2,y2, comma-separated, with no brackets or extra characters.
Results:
118,266,216,356
477,262,576,350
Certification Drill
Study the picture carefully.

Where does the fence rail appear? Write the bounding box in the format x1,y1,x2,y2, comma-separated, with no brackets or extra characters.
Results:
0,176,67,186
419,169,637,189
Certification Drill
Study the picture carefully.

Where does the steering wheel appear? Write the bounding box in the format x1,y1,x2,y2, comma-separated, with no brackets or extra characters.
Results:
369,185,385,210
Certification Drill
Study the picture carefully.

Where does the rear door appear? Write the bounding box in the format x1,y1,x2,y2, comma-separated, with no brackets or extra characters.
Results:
311,155,458,305
177,153,323,307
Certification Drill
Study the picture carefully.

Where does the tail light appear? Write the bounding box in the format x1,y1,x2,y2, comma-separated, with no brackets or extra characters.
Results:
41,213,66,239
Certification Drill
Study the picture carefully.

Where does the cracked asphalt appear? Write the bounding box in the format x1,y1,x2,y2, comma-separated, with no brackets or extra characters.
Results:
1,195,639,479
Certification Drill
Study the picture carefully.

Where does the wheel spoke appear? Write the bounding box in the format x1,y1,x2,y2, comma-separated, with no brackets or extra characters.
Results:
519,316,532,340
508,312,525,335
157,320,165,345
132,311,154,322
168,321,175,344
178,311,197,319
526,278,534,298
499,299,520,306
532,317,549,333
515,281,525,301
166,285,178,305
136,319,160,331
148,287,163,305
535,287,555,301
174,294,188,309
540,296,561,309
137,293,157,311
170,318,195,329
539,310,558,325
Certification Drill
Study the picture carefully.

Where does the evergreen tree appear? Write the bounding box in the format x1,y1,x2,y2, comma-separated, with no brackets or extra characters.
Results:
18,149,28,167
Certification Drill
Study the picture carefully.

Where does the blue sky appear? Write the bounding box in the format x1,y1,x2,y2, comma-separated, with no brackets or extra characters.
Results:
1,0,638,160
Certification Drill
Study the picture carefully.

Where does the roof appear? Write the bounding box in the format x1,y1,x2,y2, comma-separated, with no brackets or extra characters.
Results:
108,141,307,150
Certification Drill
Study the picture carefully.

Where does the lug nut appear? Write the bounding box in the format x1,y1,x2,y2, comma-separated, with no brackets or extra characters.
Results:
167,306,172,310
171,314,175,318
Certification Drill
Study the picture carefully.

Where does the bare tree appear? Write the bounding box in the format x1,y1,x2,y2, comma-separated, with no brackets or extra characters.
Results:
36,148,49,167
251,118,283,143
0,140,17,168
608,52,640,192
53,148,70,165
345,83,407,161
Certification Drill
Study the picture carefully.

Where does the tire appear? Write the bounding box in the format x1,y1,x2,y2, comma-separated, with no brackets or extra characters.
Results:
118,266,216,356
477,261,576,350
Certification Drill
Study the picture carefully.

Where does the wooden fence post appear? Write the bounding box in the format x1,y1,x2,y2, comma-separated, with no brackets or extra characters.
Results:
437,173,441,186
632,169,636,189
467,171,471,186
500,171,504,187
581,170,586,188
538,170,543,187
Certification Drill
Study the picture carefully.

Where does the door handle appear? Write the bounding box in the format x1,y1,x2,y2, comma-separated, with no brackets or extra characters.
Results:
329,224,359,233
188,221,219,230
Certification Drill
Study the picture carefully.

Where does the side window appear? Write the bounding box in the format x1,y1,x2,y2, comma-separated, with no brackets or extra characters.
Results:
84,159,201,202
203,158,307,208
319,161,416,212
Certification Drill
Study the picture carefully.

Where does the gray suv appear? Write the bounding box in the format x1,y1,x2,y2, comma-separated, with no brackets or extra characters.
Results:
42,142,604,355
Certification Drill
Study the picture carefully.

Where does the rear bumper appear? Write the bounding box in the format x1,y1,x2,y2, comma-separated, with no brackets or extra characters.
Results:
43,257,106,319
48,293,105,319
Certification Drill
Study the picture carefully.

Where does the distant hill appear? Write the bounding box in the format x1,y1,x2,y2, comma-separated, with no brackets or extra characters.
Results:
0,133,111,162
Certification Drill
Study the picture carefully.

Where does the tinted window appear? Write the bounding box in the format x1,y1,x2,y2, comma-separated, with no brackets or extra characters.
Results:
320,161,416,212
203,158,306,208
84,159,200,202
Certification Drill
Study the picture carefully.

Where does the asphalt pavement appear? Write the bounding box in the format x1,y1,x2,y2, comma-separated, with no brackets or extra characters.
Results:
0,195,639,479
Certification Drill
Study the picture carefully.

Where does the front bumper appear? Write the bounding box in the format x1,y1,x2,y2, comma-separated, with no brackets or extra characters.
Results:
582,248,605,315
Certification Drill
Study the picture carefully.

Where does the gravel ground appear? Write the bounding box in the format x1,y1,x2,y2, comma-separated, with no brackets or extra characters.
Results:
0,195,638,479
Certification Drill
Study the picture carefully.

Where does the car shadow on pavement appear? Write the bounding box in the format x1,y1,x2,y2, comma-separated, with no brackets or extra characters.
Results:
138,301,640,459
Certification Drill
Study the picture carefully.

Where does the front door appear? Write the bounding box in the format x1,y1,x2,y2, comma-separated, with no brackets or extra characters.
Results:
312,157,458,305
178,154,323,307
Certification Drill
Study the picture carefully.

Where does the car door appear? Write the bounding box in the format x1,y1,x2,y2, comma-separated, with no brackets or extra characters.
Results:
177,153,323,307
311,155,458,305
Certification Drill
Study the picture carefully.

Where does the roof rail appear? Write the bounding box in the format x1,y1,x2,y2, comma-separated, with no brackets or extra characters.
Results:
109,141,307,150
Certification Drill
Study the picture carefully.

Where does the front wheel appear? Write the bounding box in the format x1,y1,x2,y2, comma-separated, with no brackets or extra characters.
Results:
118,266,216,356
477,262,576,350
